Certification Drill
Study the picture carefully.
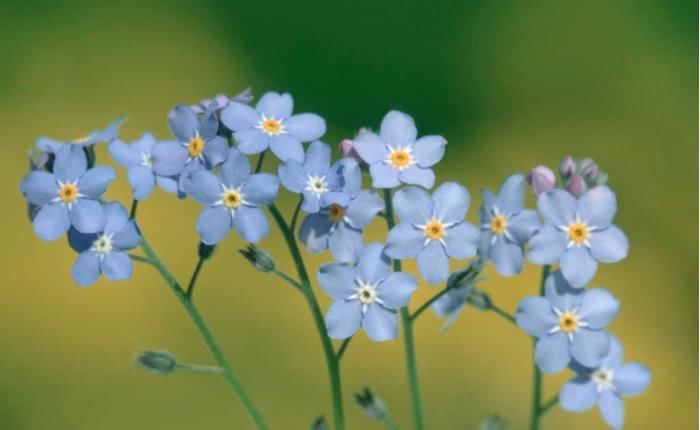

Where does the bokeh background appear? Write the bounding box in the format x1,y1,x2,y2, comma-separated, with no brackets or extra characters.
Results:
1,0,696,429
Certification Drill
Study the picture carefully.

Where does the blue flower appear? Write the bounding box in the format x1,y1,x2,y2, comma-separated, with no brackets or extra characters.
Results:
478,174,541,276
516,270,620,373
151,104,229,176
68,202,141,287
279,140,362,213
36,116,126,153
384,183,480,285
20,145,115,241
318,243,418,341
220,91,326,162
352,111,446,189
528,186,629,287
183,148,279,245
108,133,179,200
560,335,651,429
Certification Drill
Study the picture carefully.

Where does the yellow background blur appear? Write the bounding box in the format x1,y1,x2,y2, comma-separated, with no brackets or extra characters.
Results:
2,1,696,429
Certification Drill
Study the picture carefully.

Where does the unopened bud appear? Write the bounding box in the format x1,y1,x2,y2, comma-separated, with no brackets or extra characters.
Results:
466,285,492,311
565,174,587,197
480,415,510,430
354,387,387,420
559,156,576,180
339,139,362,164
198,242,217,260
526,166,556,195
239,245,275,273
135,350,178,376
310,416,328,430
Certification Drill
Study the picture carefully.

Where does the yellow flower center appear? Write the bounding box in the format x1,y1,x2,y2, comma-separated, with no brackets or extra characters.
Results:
58,183,78,203
559,312,579,333
223,190,242,209
73,136,90,144
490,214,507,234
424,220,445,240
567,222,590,244
261,118,282,135
390,150,412,168
188,135,205,158
328,204,345,222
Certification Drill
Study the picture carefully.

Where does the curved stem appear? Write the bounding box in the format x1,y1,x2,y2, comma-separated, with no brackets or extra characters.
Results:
254,151,267,173
129,199,139,219
540,395,559,416
491,304,516,324
268,204,345,430
529,265,551,430
336,337,352,361
186,257,206,299
139,238,269,430
289,198,302,234
410,287,452,322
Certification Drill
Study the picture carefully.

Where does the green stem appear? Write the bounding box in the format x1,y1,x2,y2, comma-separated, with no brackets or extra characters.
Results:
186,257,206,299
383,414,401,430
289,198,302,233
336,337,352,361
139,238,269,430
268,204,345,430
491,304,516,324
176,362,225,374
382,189,424,430
129,199,139,219
271,269,304,293
254,151,267,173
539,395,559,416
410,286,453,322
529,264,551,430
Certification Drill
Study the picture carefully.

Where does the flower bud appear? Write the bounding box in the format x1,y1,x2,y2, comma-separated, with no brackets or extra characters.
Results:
135,350,178,375
579,158,598,180
526,166,556,195
353,387,387,420
565,174,587,197
480,415,510,430
198,242,217,260
559,156,576,180
239,245,275,273
311,416,328,430
339,139,362,164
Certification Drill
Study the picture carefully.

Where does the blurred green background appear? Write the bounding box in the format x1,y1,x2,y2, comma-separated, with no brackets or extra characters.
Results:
2,0,696,428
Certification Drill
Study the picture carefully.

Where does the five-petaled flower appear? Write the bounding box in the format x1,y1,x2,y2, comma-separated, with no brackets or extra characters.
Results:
528,186,629,287
478,174,541,276
559,335,651,429
220,91,326,162
318,243,418,341
516,270,620,373
20,145,116,241
385,183,480,284
352,111,446,189
184,148,279,245
68,202,141,286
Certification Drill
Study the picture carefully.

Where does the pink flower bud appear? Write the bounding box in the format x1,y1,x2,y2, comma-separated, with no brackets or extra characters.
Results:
526,166,556,195
339,139,362,163
566,174,587,197
559,156,576,180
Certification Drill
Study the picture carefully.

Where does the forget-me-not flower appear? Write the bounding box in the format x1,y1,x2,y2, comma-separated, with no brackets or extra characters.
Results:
516,270,620,373
352,111,446,189
478,174,541,276
278,141,361,213
528,186,629,287
36,116,126,153
220,91,326,162
385,183,480,285
560,335,651,429
109,133,179,200
183,148,279,245
318,243,418,341
20,145,115,241
68,202,141,286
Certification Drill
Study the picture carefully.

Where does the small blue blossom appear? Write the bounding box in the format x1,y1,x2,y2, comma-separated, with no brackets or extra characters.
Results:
220,91,326,162
318,243,418,341
109,133,179,200
151,104,228,176
528,186,629,287
183,148,279,245
352,111,446,189
36,116,126,153
516,270,620,373
478,174,541,276
68,202,141,287
385,183,480,285
560,335,651,429
20,145,115,241
278,141,361,213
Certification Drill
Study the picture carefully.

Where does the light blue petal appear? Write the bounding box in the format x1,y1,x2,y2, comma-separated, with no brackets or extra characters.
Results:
478,231,491,260
577,185,617,229
128,166,156,200
344,191,384,229
479,189,496,223
490,239,524,276
108,140,140,168
256,92,293,119
304,140,331,176
516,297,558,337
79,166,116,198
331,158,362,196
102,202,128,234
369,162,400,188
377,272,417,309
202,136,229,167
299,213,333,253
68,227,97,253
221,101,259,131
571,329,610,368
54,145,87,182
495,174,525,213
589,226,628,263
198,108,219,140
133,133,156,155
508,209,541,245
560,379,598,412
89,116,126,144
234,129,269,154
196,206,232,245
385,223,424,259
527,225,567,265
399,165,435,189
33,203,70,241
278,160,306,193
285,113,326,142
233,206,269,243
537,189,576,226
598,390,624,429
242,173,279,206
352,130,387,164
328,222,363,263
544,270,582,311
444,222,479,259
318,263,356,300
151,141,188,177
156,176,178,194
71,252,101,287
535,332,570,373
21,171,57,205
101,251,132,281
393,186,432,224
432,288,467,317
112,220,141,250
362,305,398,342
220,148,250,187
325,300,362,339
413,135,446,168
380,111,417,148
560,246,598,287
167,104,198,141
36,137,65,153
356,243,391,284
417,241,449,285
184,170,221,205
433,182,470,224
270,134,304,162
301,190,322,213
320,192,350,208
615,363,651,397
578,288,620,329
70,199,105,234
601,335,624,369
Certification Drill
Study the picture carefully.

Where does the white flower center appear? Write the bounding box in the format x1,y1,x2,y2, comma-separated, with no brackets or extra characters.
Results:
216,185,247,218
140,152,152,167
347,280,386,316
255,114,286,136
548,306,590,343
592,368,615,392
305,175,328,196
92,233,114,255
384,145,415,170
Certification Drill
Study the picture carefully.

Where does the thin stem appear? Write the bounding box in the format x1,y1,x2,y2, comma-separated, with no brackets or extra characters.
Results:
186,257,206,299
540,395,559,416
382,189,424,430
129,254,152,265
289,198,302,233
491,304,516,324
410,287,452,322
268,204,345,430
271,269,304,293
336,337,352,361
383,414,401,430
529,264,551,430
254,151,267,173
139,238,268,430
129,199,139,219
177,363,225,374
